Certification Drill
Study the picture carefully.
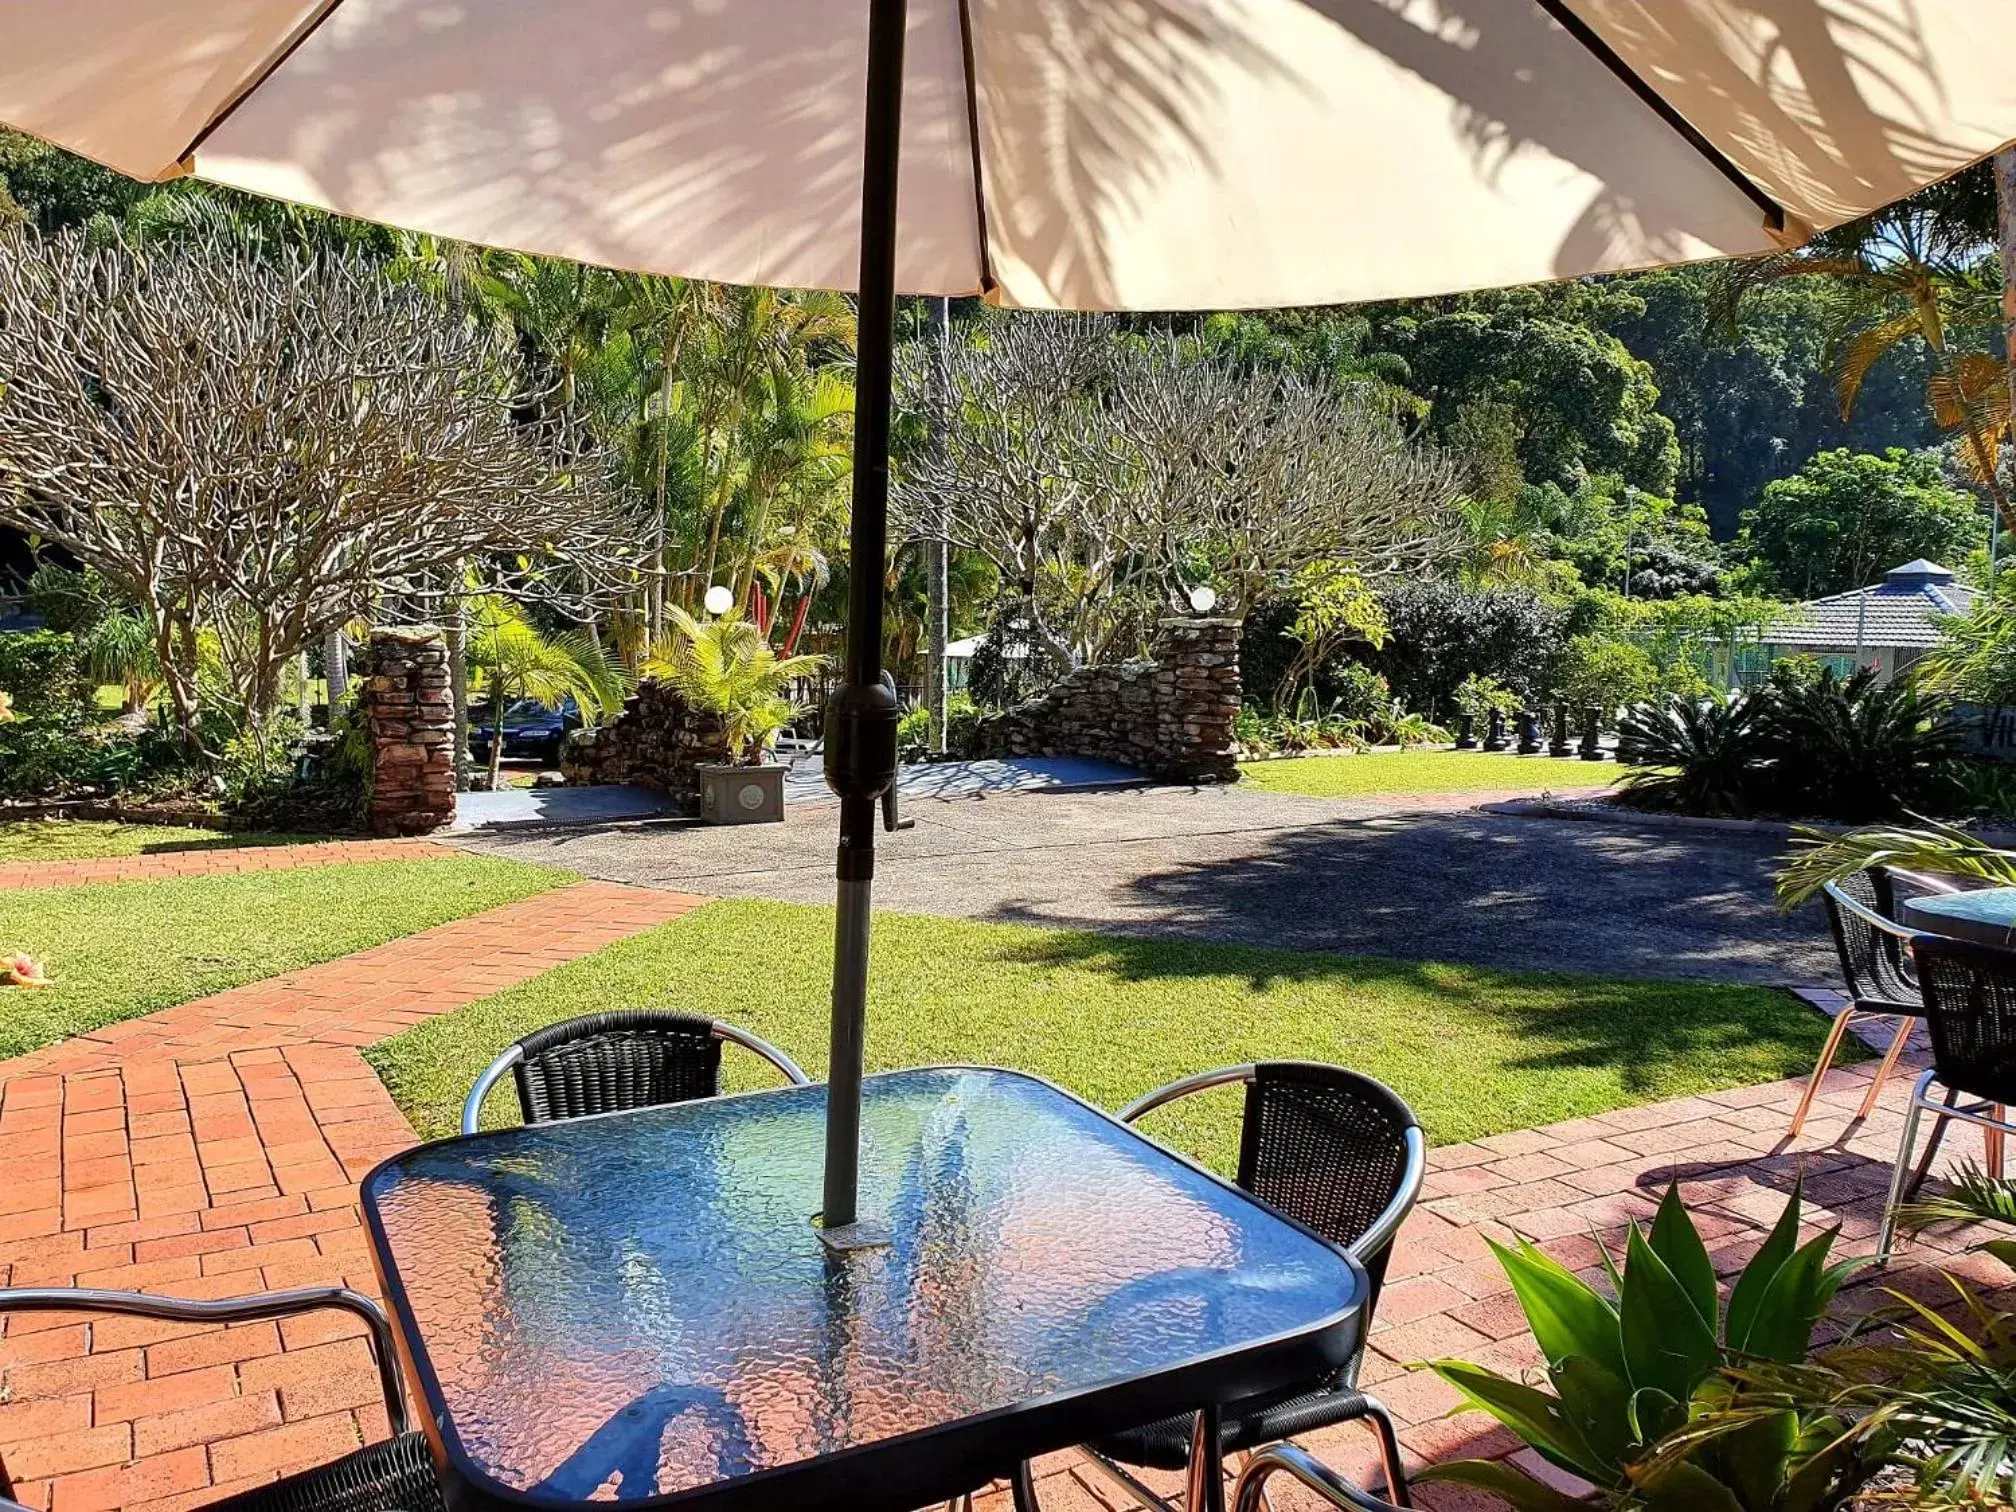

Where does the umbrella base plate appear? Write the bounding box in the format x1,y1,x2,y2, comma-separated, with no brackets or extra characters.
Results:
813,1218,892,1254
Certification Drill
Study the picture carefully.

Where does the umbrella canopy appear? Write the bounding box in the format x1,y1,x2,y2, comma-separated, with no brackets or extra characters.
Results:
7,0,2016,1235
7,2,2016,308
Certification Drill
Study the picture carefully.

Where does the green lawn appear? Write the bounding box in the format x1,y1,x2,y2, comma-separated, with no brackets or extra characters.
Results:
369,899,1838,1171
0,820,315,863
0,857,568,1059
1241,749,1619,800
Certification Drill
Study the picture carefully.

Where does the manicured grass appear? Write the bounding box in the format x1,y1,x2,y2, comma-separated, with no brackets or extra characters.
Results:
0,820,314,863
0,857,569,1059
370,899,1840,1171
1240,749,1618,800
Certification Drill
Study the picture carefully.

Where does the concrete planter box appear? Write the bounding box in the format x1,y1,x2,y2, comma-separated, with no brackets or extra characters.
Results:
697,762,786,825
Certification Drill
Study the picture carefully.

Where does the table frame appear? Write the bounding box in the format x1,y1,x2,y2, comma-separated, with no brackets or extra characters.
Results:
363,1067,1370,1512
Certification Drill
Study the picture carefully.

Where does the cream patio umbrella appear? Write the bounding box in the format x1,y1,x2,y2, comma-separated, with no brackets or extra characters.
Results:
6,0,2016,1235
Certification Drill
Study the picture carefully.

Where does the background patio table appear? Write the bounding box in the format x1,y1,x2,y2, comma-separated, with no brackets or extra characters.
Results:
1901,888,2016,949
360,1067,1367,1512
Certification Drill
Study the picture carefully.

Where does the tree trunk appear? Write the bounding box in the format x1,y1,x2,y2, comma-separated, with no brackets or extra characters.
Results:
325,628,349,708
297,649,313,728
446,582,471,791
925,296,951,754
488,688,507,793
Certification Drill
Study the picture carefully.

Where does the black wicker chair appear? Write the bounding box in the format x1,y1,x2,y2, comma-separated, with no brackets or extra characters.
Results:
0,1287,440,1512
460,1009,810,1134
1878,934,2016,1260
1055,1063,1425,1512
1795,870,1955,1137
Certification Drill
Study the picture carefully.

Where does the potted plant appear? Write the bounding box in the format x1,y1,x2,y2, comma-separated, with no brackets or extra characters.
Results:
646,607,825,824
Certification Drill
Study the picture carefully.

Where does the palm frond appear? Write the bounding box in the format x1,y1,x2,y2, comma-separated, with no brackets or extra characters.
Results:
1776,817,2016,908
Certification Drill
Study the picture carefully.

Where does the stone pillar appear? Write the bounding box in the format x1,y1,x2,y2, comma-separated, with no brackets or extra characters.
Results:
1149,617,1242,783
363,628,456,836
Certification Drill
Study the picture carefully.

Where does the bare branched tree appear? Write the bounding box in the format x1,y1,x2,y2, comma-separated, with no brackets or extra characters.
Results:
895,313,1462,668
0,229,645,749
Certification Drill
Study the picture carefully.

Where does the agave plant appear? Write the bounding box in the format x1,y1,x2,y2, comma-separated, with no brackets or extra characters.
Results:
642,607,825,764
1421,1184,1868,1511
1615,690,1767,818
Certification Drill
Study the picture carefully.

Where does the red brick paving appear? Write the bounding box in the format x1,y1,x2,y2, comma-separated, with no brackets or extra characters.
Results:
0,881,704,1512
0,840,462,893
2,885,2003,1512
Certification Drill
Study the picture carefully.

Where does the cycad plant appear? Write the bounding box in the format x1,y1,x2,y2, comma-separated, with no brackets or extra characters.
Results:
1422,1185,1869,1511
1764,667,1959,824
642,607,824,764
1616,690,1767,817
466,597,630,791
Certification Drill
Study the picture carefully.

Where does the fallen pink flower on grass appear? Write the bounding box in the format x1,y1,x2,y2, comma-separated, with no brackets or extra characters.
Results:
1,951,51,988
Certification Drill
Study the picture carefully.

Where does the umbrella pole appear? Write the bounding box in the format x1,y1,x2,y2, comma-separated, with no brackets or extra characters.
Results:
820,0,909,1241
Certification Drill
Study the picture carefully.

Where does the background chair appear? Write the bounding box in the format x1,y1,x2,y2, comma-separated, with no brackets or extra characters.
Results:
461,1009,809,1133
1066,1062,1425,1512
0,1286,437,1512
1879,934,2016,1260
1796,869,1953,1137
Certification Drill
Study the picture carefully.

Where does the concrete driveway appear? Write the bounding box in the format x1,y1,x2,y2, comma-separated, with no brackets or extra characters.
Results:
457,784,1833,987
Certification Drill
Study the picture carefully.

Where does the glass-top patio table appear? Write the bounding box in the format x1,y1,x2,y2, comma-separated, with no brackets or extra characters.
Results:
361,1067,1369,1512
1901,887,2016,950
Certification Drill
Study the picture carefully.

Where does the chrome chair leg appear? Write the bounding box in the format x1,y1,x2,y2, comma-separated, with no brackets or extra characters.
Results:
1906,1084,1964,1201
1880,1069,1939,1263
1187,1405,1227,1512
1790,1007,1856,1137
1855,1016,1916,1121
1358,1396,1410,1507
1233,1446,1404,1512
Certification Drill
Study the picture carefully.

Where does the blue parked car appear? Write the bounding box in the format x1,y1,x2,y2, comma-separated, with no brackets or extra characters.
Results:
469,697,582,766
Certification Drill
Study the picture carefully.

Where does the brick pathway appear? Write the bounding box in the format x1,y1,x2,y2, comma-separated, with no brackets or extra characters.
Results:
0,840,461,893
0,882,703,1512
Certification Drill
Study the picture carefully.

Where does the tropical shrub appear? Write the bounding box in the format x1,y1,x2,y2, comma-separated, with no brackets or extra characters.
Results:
1360,578,1564,716
1422,1184,1870,1511
0,629,89,722
644,607,823,765
1454,673,1522,725
1553,634,1660,722
471,598,631,789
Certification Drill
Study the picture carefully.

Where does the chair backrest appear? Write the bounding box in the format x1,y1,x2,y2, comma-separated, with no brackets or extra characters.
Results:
513,1010,724,1124
1236,1064,1421,1310
1910,934,2016,1104
1823,869,1919,1008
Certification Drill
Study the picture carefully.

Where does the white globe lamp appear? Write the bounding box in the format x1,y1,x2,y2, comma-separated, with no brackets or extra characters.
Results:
1187,585,1218,615
703,585,735,617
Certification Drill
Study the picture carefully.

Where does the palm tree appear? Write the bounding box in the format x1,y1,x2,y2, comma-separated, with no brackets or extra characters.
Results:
465,597,630,791
642,607,825,764
1717,185,2014,530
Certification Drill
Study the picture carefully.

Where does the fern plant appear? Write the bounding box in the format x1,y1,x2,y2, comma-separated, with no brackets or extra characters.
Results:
642,608,825,764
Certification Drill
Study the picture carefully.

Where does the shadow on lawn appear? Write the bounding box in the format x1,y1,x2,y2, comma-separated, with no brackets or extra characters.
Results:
986,808,1834,989
982,924,1837,1101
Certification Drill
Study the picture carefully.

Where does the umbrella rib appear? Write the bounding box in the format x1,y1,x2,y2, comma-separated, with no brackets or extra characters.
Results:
175,0,351,169
954,0,997,298
1529,0,1788,238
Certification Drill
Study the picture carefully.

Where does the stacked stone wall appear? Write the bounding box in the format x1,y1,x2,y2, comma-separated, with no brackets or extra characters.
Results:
561,681,733,810
977,618,1241,783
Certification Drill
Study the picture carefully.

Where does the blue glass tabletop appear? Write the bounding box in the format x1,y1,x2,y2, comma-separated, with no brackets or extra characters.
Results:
361,1067,1365,1511
1901,887,2016,948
